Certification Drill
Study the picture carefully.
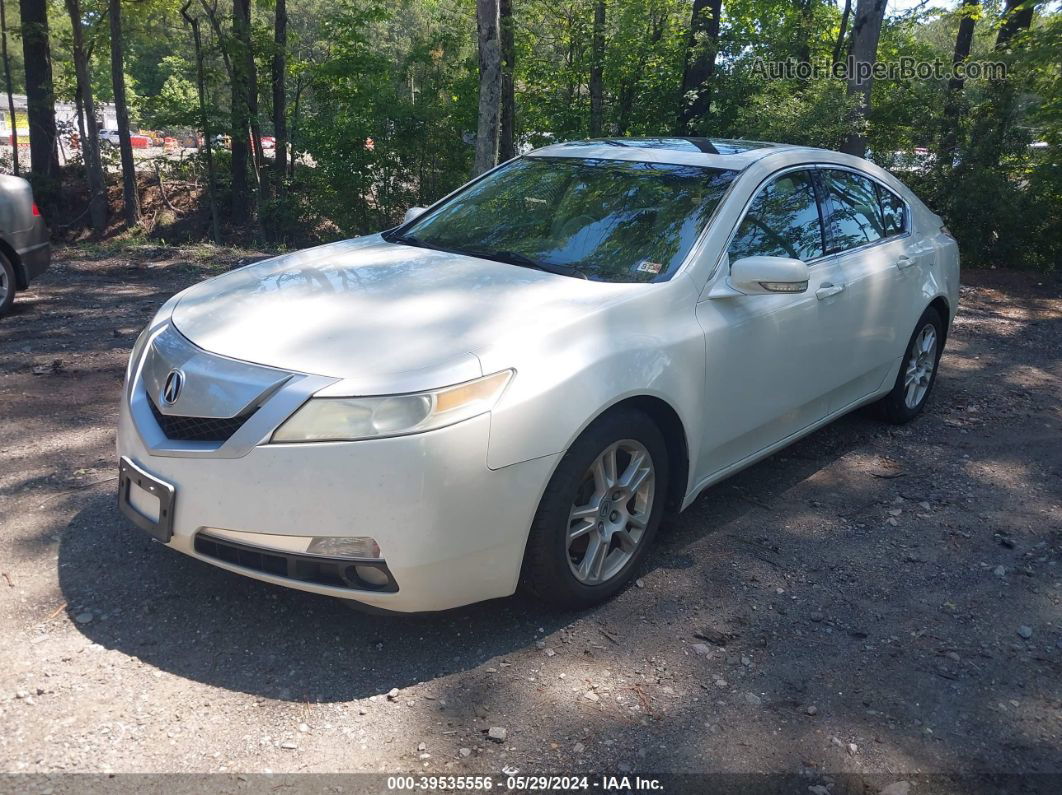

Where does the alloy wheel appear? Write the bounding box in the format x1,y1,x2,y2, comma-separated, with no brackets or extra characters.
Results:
903,323,937,409
566,439,655,585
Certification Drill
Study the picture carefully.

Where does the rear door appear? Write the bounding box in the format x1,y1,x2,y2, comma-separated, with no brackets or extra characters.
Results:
817,168,928,411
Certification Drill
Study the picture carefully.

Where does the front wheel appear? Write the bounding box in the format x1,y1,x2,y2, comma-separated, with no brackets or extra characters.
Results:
873,306,945,424
520,408,669,609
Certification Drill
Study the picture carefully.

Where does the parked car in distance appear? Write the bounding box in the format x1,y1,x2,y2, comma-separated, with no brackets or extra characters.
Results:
0,175,50,318
260,136,276,150
117,138,959,613
99,128,121,146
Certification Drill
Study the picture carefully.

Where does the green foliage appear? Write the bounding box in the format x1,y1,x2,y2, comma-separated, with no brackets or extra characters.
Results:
294,0,477,232
142,56,200,129
4,0,1058,267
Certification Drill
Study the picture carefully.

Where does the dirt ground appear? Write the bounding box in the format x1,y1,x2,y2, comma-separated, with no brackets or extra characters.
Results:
0,245,1059,790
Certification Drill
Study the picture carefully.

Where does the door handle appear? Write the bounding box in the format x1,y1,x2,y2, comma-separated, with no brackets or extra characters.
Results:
896,255,915,269
816,282,845,300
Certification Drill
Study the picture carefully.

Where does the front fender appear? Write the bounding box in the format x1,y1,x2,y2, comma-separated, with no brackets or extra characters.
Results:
478,278,704,480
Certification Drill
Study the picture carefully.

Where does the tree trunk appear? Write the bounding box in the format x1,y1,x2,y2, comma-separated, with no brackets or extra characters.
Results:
18,0,60,213
246,53,264,201
937,0,978,164
832,0,852,67
839,0,888,157
589,0,605,137
230,0,251,223
0,0,18,175
272,0,287,198
473,0,501,176
66,0,107,235
498,0,515,160
109,0,139,225
181,1,219,242
289,74,302,179
995,0,1034,49
676,0,721,135
794,0,814,64
73,89,85,160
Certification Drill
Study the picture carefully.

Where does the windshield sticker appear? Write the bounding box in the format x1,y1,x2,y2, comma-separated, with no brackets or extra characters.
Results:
636,261,663,274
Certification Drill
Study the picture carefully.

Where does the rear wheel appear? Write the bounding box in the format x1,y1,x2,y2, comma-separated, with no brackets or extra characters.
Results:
0,254,15,318
521,408,668,608
873,306,945,424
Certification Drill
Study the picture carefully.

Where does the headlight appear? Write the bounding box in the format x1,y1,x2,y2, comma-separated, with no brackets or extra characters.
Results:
271,369,514,443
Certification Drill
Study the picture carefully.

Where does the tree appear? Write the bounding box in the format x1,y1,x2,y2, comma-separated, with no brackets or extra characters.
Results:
996,0,1035,49
938,0,979,165
180,0,219,242
589,0,605,136
832,0,852,67
19,0,59,212
230,0,253,222
110,0,139,225
65,0,107,234
974,0,1041,163
1,0,18,174
473,0,501,176
499,0,515,160
676,0,721,135
272,0,287,197
839,0,888,157
793,0,815,64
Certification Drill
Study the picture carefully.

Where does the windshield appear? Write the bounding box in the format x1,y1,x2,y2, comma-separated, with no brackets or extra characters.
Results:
390,157,738,283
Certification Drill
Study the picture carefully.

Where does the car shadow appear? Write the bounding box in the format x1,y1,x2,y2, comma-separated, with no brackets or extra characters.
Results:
55,411,873,703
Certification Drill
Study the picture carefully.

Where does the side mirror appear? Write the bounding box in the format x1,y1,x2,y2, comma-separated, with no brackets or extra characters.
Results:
403,206,427,224
729,256,810,295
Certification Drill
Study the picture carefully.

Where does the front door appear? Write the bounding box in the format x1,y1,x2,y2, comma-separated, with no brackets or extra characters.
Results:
694,168,848,480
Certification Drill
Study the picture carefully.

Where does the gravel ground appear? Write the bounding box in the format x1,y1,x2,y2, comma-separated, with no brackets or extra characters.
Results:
0,246,1059,789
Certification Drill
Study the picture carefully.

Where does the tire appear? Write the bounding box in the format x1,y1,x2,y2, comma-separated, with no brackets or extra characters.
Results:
873,306,945,424
0,253,15,319
520,408,669,609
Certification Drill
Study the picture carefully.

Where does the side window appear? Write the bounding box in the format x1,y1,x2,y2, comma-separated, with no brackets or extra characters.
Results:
876,183,907,237
728,170,824,262
822,169,885,252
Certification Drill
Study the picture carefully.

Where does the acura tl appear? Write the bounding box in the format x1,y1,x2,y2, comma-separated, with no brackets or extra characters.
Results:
117,138,959,612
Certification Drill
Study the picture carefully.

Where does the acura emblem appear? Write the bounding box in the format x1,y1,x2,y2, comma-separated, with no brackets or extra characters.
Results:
161,369,185,406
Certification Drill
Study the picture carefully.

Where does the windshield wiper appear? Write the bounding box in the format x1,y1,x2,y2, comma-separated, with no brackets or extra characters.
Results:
387,233,588,280
463,248,589,280
387,231,430,248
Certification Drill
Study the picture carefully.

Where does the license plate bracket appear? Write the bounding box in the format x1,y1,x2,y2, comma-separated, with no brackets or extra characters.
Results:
118,457,175,542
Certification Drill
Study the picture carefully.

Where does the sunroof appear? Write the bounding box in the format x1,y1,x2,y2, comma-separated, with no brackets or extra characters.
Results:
560,138,781,155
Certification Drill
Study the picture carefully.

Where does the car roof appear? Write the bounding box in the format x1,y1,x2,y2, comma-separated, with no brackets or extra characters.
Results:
527,137,815,171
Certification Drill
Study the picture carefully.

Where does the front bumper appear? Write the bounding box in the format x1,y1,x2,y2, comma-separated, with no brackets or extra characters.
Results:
116,389,558,612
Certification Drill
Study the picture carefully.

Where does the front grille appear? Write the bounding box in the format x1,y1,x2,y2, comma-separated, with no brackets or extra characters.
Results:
194,533,398,592
149,396,252,443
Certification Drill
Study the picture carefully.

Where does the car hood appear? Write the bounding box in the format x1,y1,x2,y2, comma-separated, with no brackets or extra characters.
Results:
170,235,637,394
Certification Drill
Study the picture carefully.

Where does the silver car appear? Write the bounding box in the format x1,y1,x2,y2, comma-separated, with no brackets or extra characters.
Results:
0,174,51,318
117,137,959,612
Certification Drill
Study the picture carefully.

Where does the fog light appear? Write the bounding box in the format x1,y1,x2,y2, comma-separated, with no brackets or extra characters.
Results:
354,565,391,587
307,536,381,559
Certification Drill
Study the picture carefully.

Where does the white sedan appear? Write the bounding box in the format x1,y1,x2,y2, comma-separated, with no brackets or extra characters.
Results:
117,138,959,612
